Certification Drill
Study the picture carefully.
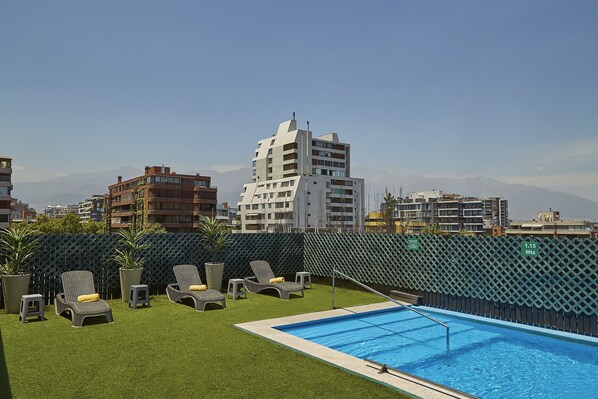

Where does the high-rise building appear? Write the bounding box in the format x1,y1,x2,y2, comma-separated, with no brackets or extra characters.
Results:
237,116,365,232
0,157,12,229
78,195,105,223
106,165,217,233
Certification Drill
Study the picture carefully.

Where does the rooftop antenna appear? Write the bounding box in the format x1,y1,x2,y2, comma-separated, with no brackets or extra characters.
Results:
307,120,310,133
292,112,296,121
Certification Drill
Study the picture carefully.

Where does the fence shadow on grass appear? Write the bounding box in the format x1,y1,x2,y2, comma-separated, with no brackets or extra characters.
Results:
0,329,12,399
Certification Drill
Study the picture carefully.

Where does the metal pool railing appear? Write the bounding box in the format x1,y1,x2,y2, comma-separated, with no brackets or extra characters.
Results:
332,269,450,350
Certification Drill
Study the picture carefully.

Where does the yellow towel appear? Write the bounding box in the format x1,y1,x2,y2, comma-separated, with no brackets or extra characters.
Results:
269,277,285,283
77,293,100,302
189,284,207,291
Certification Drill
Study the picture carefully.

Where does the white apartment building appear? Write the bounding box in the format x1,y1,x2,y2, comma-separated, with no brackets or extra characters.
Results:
78,195,105,223
397,190,508,234
237,116,364,232
0,157,12,229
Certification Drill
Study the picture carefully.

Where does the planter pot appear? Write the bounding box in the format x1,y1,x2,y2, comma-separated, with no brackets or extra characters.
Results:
205,262,224,292
2,274,31,314
119,268,143,302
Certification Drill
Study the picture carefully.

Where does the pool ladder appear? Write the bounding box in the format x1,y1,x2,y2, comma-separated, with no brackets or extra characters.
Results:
332,269,450,351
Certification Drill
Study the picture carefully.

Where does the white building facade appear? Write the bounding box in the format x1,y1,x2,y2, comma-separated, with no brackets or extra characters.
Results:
238,117,364,233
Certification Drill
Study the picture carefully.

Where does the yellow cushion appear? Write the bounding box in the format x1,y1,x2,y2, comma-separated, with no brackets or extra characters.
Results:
269,277,285,283
189,284,207,291
77,293,100,302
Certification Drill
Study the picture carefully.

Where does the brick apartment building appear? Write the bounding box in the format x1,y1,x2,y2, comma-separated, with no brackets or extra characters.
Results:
106,165,217,233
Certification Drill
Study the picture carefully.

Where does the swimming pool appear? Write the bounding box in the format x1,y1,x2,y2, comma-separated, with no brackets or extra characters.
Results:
277,306,598,399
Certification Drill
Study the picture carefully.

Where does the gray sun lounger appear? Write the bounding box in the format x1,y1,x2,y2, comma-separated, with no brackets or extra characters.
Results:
55,270,114,328
244,260,304,300
166,264,226,311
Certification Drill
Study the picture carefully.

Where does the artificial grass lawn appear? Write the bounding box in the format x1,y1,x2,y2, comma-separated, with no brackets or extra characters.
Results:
0,284,412,399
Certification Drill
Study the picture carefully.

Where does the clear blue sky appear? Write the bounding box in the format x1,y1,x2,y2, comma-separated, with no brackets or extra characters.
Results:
2,1,597,200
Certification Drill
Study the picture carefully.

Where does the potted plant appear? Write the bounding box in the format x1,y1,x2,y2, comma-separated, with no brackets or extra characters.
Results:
199,216,231,292
114,227,150,302
0,225,39,314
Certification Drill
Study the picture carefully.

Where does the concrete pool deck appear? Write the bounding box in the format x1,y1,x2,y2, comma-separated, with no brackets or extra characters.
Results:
235,302,476,399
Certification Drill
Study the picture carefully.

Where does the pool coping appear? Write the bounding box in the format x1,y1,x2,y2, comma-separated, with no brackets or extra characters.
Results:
235,302,477,399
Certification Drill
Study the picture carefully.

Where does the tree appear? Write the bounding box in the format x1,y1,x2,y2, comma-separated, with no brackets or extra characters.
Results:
422,223,443,235
381,191,397,234
145,223,167,234
31,213,84,234
82,221,104,234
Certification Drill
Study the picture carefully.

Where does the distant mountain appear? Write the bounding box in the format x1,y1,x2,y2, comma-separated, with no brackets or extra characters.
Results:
353,166,598,221
11,166,598,221
11,166,252,212
12,167,142,211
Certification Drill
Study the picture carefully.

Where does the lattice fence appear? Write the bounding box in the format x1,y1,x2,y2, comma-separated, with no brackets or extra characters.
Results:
303,234,598,317
0,233,303,307
2,232,596,324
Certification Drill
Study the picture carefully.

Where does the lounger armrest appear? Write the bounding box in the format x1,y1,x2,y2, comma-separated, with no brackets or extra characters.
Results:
244,276,267,293
167,283,180,291
55,292,68,316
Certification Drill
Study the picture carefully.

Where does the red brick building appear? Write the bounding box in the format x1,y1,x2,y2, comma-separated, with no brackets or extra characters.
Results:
106,165,217,233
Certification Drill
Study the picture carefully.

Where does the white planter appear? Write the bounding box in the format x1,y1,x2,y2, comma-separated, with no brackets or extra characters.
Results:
119,267,143,302
2,274,31,314
205,262,224,292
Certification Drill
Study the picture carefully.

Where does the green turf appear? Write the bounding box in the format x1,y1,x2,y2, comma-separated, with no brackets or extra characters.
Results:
0,284,412,399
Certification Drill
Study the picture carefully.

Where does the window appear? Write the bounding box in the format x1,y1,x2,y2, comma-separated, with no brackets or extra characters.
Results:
268,158,273,164
268,149,272,155
268,167,272,173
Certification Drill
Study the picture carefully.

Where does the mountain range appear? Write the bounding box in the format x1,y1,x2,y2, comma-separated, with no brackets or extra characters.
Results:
11,166,598,221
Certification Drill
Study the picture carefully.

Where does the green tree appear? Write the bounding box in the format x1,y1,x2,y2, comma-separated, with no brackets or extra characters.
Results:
422,223,443,235
145,223,167,234
381,191,397,234
31,213,84,234
82,221,104,234
60,213,83,234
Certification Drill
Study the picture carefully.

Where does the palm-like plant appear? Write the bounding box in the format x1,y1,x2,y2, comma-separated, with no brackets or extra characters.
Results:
0,225,39,276
113,227,150,269
199,216,231,262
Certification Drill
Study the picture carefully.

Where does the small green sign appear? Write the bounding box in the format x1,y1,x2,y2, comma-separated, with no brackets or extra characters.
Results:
407,238,420,251
521,241,539,257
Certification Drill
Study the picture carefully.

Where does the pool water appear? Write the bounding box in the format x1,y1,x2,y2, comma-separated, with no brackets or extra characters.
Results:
277,308,598,399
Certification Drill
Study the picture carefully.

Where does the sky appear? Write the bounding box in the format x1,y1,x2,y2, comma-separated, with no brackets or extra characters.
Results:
2,1,598,201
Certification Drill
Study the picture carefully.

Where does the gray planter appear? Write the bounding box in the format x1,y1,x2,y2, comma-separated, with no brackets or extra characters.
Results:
119,268,143,302
205,262,224,292
2,274,31,314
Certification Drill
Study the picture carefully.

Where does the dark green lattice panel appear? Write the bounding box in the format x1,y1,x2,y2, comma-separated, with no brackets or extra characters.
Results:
0,233,303,306
303,233,598,316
